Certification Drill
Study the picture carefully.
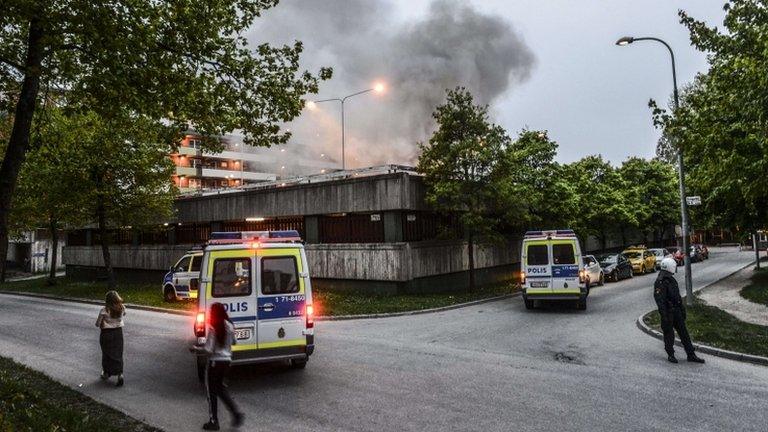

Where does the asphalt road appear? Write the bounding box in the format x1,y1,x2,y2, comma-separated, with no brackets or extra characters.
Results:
1,248,766,432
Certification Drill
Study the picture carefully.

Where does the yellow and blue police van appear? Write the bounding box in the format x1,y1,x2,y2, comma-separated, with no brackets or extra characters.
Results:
192,230,314,379
163,249,203,301
520,230,589,311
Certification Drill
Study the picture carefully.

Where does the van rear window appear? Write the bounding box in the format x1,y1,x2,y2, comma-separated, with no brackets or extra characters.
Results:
212,258,252,297
552,244,576,264
261,256,300,295
527,244,549,265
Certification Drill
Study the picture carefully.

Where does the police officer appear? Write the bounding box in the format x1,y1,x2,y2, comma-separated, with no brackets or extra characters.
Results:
654,257,705,364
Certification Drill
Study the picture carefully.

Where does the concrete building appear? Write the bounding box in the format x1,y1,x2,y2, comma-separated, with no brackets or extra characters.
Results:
64,166,518,293
6,229,65,275
172,133,338,193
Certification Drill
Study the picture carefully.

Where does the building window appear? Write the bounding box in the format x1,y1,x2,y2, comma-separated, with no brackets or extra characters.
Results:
189,139,202,149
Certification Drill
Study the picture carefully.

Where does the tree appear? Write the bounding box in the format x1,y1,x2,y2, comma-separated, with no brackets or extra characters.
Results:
618,157,679,245
496,130,578,233
9,108,89,283
564,155,636,250
417,88,512,292
652,1,768,265
0,1,331,280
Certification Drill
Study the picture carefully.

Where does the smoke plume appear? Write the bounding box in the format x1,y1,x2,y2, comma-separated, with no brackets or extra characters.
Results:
250,0,536,169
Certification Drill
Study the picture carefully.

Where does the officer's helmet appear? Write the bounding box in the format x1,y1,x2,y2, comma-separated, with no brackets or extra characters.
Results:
660,257,677,274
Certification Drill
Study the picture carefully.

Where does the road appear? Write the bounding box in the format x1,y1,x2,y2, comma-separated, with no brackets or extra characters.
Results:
0,248,766,431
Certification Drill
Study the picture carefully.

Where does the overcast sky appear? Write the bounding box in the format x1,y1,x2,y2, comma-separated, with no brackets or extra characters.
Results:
253,0,727,168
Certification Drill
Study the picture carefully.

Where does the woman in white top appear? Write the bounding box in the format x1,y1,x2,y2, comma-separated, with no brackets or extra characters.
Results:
95,290,125,386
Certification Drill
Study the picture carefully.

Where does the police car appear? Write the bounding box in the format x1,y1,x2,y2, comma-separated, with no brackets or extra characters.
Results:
192,230,314,380
520,229,589,310
163,250,203,301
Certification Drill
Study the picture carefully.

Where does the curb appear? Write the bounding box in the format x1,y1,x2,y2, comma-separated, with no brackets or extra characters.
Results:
0,290,520,321
636,314,768,366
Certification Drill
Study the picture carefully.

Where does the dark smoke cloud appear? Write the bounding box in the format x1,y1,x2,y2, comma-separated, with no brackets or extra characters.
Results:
250,0,535,169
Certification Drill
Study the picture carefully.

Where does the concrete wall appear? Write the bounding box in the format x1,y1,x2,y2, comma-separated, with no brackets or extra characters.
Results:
174,172,429,223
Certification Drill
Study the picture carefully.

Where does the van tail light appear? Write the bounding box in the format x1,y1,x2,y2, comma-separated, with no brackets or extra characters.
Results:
194,311,206,337
520,271,526,284
579,269,586,283
306,304,314,329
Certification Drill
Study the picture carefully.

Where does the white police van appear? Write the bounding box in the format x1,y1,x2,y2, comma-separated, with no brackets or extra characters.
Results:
192,230,314,380
520,230,589,310
163,250,203,301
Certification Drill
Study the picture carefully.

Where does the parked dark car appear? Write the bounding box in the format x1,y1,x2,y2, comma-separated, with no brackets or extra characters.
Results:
689,245,704,263
667,246,684,266
596,253,633,282
694,243,709,259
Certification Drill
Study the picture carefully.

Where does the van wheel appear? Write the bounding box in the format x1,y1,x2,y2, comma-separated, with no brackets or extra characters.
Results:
196,357,206,382
524,299,534,310
163,286,176,302
291,357,308,370
576,299,587,311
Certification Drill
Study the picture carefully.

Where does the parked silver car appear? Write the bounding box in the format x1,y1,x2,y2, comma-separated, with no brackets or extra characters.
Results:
582,255,605,287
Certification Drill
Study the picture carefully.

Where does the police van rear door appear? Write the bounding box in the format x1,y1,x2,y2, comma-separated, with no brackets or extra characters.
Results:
256,247,307,351
551,240,579,292
524,240,552,294
207,250,257,347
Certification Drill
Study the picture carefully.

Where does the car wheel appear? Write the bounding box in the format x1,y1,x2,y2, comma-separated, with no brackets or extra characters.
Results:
163,286,176,302
599,273,605,286
524,299,535,310
628,268,634,278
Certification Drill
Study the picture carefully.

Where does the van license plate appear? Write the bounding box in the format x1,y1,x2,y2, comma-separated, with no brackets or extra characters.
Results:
234,328,252,340
530,281,549,288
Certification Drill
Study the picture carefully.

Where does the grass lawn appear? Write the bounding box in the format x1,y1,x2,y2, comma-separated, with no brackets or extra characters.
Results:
0,277,195,312
312,282,518,316
0,276,517,317
0,356,159,432
644,297,768,358
739,268,768,306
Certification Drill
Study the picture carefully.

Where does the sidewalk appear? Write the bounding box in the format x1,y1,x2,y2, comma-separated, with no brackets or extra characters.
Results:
699,265,768,326
5,271,65,282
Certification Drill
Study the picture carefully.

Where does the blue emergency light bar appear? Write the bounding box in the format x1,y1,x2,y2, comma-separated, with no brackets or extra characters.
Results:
524,229,577,239
208,230,302,245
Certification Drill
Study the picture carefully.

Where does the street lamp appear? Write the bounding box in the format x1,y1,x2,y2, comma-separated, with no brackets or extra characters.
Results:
616,35,694,306
308,82,386,171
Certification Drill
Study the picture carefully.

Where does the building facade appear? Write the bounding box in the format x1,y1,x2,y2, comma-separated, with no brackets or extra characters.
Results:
171,133,339,193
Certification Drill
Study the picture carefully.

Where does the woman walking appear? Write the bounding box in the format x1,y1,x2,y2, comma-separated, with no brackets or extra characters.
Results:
96,290,125,386
191,302,244,430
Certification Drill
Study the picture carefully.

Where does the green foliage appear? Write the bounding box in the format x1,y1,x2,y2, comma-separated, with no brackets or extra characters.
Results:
563,155,635,248
0,356,160,432
417,88,512,242
652,1,768,232
618,157,679,242
0,0,330,147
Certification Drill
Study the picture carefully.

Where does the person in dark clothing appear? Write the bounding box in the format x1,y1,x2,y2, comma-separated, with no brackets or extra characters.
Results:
654,257,705,364
190,302,244,430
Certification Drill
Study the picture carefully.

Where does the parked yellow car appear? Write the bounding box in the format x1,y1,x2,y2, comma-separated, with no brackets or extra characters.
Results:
622,246,657,274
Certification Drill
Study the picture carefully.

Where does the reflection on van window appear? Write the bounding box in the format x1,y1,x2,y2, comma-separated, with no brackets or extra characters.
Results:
552,244,576,264
212,258,251,297
262,257,299,295
190,256,201,272
527,244,548,265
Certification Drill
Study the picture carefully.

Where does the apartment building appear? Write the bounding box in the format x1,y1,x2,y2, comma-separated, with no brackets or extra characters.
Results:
171,133,339,193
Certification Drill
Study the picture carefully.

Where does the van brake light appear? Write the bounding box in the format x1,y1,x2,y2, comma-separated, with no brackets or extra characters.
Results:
306,304,314,329
520,271,526,284
194,311,206,337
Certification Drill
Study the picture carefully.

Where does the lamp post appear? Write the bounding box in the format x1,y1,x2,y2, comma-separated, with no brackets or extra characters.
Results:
616,36,694,306
308,83,385,171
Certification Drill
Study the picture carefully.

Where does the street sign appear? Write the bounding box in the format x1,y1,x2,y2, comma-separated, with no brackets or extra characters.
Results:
686,196,702,206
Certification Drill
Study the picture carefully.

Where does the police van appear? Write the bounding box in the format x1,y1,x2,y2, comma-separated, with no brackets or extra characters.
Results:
163,250,203,301
520,230,589,310
192,230,314,379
